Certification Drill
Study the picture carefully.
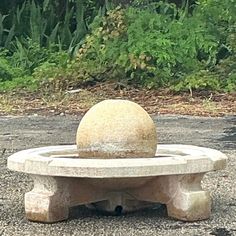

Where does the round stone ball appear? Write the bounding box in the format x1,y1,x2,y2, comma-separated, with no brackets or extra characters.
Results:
76,99,157,158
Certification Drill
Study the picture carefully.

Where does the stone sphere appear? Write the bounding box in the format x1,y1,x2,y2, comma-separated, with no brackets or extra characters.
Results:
76,100,157,158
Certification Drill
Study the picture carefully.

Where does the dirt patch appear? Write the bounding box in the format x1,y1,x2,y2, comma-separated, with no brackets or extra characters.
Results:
0,82,235,116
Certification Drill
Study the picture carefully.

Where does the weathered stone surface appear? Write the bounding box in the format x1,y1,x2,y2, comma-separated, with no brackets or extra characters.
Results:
76,100,157,158
23,173,211,222
7,145,227,178
8,144,227,223
25,175,70,223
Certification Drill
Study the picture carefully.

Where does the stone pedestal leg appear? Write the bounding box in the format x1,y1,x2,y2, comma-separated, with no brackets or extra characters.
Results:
166,174,211,221
130,173,211,221
25,175,70,223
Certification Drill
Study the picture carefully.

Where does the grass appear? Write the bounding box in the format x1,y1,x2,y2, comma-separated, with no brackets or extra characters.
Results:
202,99,218,114
0,95,15,114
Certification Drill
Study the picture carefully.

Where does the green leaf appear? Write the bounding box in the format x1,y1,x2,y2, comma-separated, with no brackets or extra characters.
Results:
4,25,15,48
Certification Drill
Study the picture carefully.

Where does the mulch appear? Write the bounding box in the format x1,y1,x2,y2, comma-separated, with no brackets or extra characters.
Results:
0,82,235,116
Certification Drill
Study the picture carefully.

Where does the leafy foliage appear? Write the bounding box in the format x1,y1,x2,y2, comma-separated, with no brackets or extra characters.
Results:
0,0,235,93
49,3,218,89
66,1,235,92
0,50,23,82
0,0,105,91
173,70,221,92
0,0,89,51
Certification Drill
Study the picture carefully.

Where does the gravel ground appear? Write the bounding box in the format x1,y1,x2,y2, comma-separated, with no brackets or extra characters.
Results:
0,115,235,236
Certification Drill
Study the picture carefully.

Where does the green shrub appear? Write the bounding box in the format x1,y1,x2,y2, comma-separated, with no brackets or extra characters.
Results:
214,55,236,93
32,50,71,91
0,0,110,52
10,39,69,73
0,50,23,82
60,4,218,89
67,1,234,92
172,70,221,92
0,75,39,92
10,39,50,73
0,56,17,82
0,42,69,92
2,0,235,93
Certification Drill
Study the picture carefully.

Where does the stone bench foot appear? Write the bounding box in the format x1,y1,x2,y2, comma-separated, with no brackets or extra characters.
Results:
166,174,211,221
25,175,107,223
25,176,70,223
130,173,211,221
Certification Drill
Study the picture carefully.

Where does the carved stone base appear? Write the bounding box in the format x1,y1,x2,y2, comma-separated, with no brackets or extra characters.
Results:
25,173,211,223
8,144,227,223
